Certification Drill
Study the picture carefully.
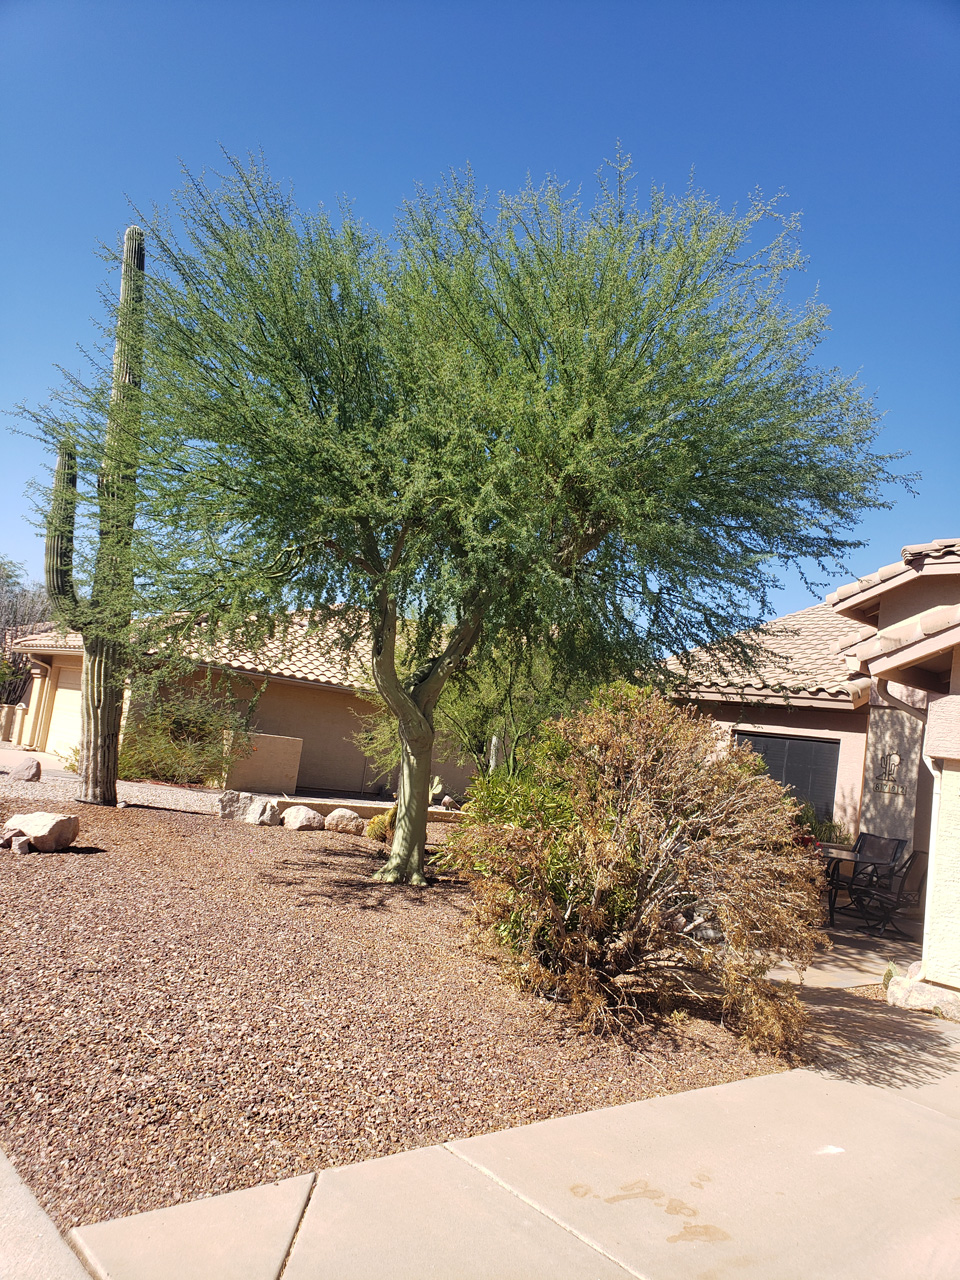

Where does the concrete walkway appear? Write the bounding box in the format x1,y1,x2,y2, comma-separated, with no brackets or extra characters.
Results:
0,1150,89,1280
4,929,959,1279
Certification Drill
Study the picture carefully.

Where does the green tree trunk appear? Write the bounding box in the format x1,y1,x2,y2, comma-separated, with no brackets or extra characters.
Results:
374,713,434,886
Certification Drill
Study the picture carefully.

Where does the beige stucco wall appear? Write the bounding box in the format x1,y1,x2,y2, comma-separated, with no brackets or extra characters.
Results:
858,683,931,853
923,758,960,989
250,681,384,793
247,679,475,798
876,575,960,631
922,651,960,991
224,732,303,794
704,701,868,831
19,657,475,798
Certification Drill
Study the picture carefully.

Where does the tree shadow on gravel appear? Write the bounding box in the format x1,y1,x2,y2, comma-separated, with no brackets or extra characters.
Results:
798,985,960,1089
257,847,470,914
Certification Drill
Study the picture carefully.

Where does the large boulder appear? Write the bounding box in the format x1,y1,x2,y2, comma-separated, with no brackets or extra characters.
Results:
887,973,960,1022
281,805,325,831
218,790,281,826
7,757,41,783
324,807,365,836
2,812,79,853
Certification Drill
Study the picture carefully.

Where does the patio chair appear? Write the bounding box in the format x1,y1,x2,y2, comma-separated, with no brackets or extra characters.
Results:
825,833,909,927
850,849,928,938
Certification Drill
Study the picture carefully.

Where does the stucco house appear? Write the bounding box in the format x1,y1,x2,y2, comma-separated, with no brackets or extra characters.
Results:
3,617,473,798
829,537,960,996
677,601,933,849
678,536,960,1003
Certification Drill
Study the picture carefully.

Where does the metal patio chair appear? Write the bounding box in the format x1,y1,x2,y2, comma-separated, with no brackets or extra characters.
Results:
850,849,928,938
825,832,909,928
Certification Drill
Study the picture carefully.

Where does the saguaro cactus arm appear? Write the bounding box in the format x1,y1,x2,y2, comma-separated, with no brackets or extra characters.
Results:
45,438,84,631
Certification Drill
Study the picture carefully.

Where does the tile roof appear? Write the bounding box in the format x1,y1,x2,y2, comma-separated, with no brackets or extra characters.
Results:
827,538,960,613
13,616,373,694
675,603,869,705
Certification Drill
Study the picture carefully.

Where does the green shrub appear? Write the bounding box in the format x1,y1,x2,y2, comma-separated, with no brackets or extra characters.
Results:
119,677,256,787
796,801,852,847
445,684,825,1054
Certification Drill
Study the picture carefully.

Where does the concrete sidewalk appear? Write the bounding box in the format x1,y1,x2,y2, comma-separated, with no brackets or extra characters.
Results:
0,1151,89,1280
65,1065,960,1280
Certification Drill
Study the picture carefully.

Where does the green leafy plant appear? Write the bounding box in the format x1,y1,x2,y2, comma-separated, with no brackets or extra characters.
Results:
118,668,260,787
797,801,852,847
445,684,826,1054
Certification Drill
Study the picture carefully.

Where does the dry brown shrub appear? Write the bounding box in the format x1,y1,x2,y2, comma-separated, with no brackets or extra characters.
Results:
445,684,825,1054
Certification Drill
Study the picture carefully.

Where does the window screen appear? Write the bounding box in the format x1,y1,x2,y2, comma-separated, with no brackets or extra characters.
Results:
734,732,840,821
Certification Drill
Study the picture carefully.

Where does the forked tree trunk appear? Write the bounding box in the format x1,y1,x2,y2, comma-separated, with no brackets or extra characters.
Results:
369,592,483,886
373,717,434,886
77,636,126,806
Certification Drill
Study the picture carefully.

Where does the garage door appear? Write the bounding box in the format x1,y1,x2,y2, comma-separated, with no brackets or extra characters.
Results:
735,732,840,821
45,666,82,761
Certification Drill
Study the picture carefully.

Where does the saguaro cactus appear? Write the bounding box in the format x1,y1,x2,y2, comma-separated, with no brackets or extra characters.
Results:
45,225,145,805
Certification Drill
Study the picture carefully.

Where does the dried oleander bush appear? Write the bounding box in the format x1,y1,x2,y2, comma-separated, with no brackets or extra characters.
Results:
444,684,826,1055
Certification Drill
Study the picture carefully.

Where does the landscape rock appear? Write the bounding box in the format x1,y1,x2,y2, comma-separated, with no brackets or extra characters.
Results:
324,807,365,836
218,791,281,826
281,805,326,831
7,757,41,782
440,795,460,810
887,974,960,1022
11,836,32,855
2,812,80,853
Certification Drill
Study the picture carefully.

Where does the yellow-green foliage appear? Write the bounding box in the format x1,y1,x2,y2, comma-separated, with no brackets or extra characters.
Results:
366,805,398,843
446,684,826,1054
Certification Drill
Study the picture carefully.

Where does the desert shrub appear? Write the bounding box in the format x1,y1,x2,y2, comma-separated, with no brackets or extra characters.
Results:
445,684,826,1054
119,674,258,787
366,805,398,843
796,801,852,847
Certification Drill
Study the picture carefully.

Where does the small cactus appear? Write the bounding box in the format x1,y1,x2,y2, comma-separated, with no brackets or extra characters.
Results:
366,804,398,843
45,225,145,806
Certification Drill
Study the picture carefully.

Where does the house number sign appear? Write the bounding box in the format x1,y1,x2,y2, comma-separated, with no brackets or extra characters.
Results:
874,752,907,797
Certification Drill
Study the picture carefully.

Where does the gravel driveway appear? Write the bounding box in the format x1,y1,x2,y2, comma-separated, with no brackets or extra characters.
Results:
0,794,783,1231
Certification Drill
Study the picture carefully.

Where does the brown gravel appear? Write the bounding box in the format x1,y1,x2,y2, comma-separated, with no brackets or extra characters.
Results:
0,795,784,1231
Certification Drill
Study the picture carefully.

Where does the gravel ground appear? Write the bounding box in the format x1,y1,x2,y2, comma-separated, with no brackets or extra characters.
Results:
0,794,784,1232
0,770,222,815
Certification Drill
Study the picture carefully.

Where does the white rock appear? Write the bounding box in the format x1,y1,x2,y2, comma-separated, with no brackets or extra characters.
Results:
887,974,960,1022
218,791,281,826
440,794,459,810
281,805,326,831
8,757,41,782
2,812,80,853
12,836,31,855
324,807,365,835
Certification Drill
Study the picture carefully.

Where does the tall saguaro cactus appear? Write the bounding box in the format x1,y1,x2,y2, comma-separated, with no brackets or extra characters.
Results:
45,225,145,805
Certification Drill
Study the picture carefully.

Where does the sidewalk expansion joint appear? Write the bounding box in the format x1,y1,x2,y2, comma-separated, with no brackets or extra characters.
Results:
275,1172,317,1280
442,1144,647,1280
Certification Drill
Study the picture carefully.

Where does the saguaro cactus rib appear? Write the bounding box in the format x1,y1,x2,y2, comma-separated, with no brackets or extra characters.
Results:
45,225,145,806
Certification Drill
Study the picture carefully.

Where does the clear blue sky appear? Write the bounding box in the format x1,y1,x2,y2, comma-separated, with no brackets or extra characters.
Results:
2,0,957,615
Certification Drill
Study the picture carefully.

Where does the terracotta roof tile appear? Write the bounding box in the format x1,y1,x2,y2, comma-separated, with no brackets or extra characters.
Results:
13,617,372,694
675,603,866,703
826,537,960,611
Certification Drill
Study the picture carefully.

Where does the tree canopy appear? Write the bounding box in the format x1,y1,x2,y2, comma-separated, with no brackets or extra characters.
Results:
91,154,894,880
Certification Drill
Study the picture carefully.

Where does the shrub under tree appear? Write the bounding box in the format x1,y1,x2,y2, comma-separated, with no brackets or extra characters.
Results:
446,684,826,1053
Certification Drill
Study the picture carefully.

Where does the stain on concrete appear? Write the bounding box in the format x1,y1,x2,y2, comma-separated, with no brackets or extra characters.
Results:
667,1222,732,1244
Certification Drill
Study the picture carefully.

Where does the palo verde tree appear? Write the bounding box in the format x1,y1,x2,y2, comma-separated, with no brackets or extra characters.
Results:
136,156,894,883
36,225,145,804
